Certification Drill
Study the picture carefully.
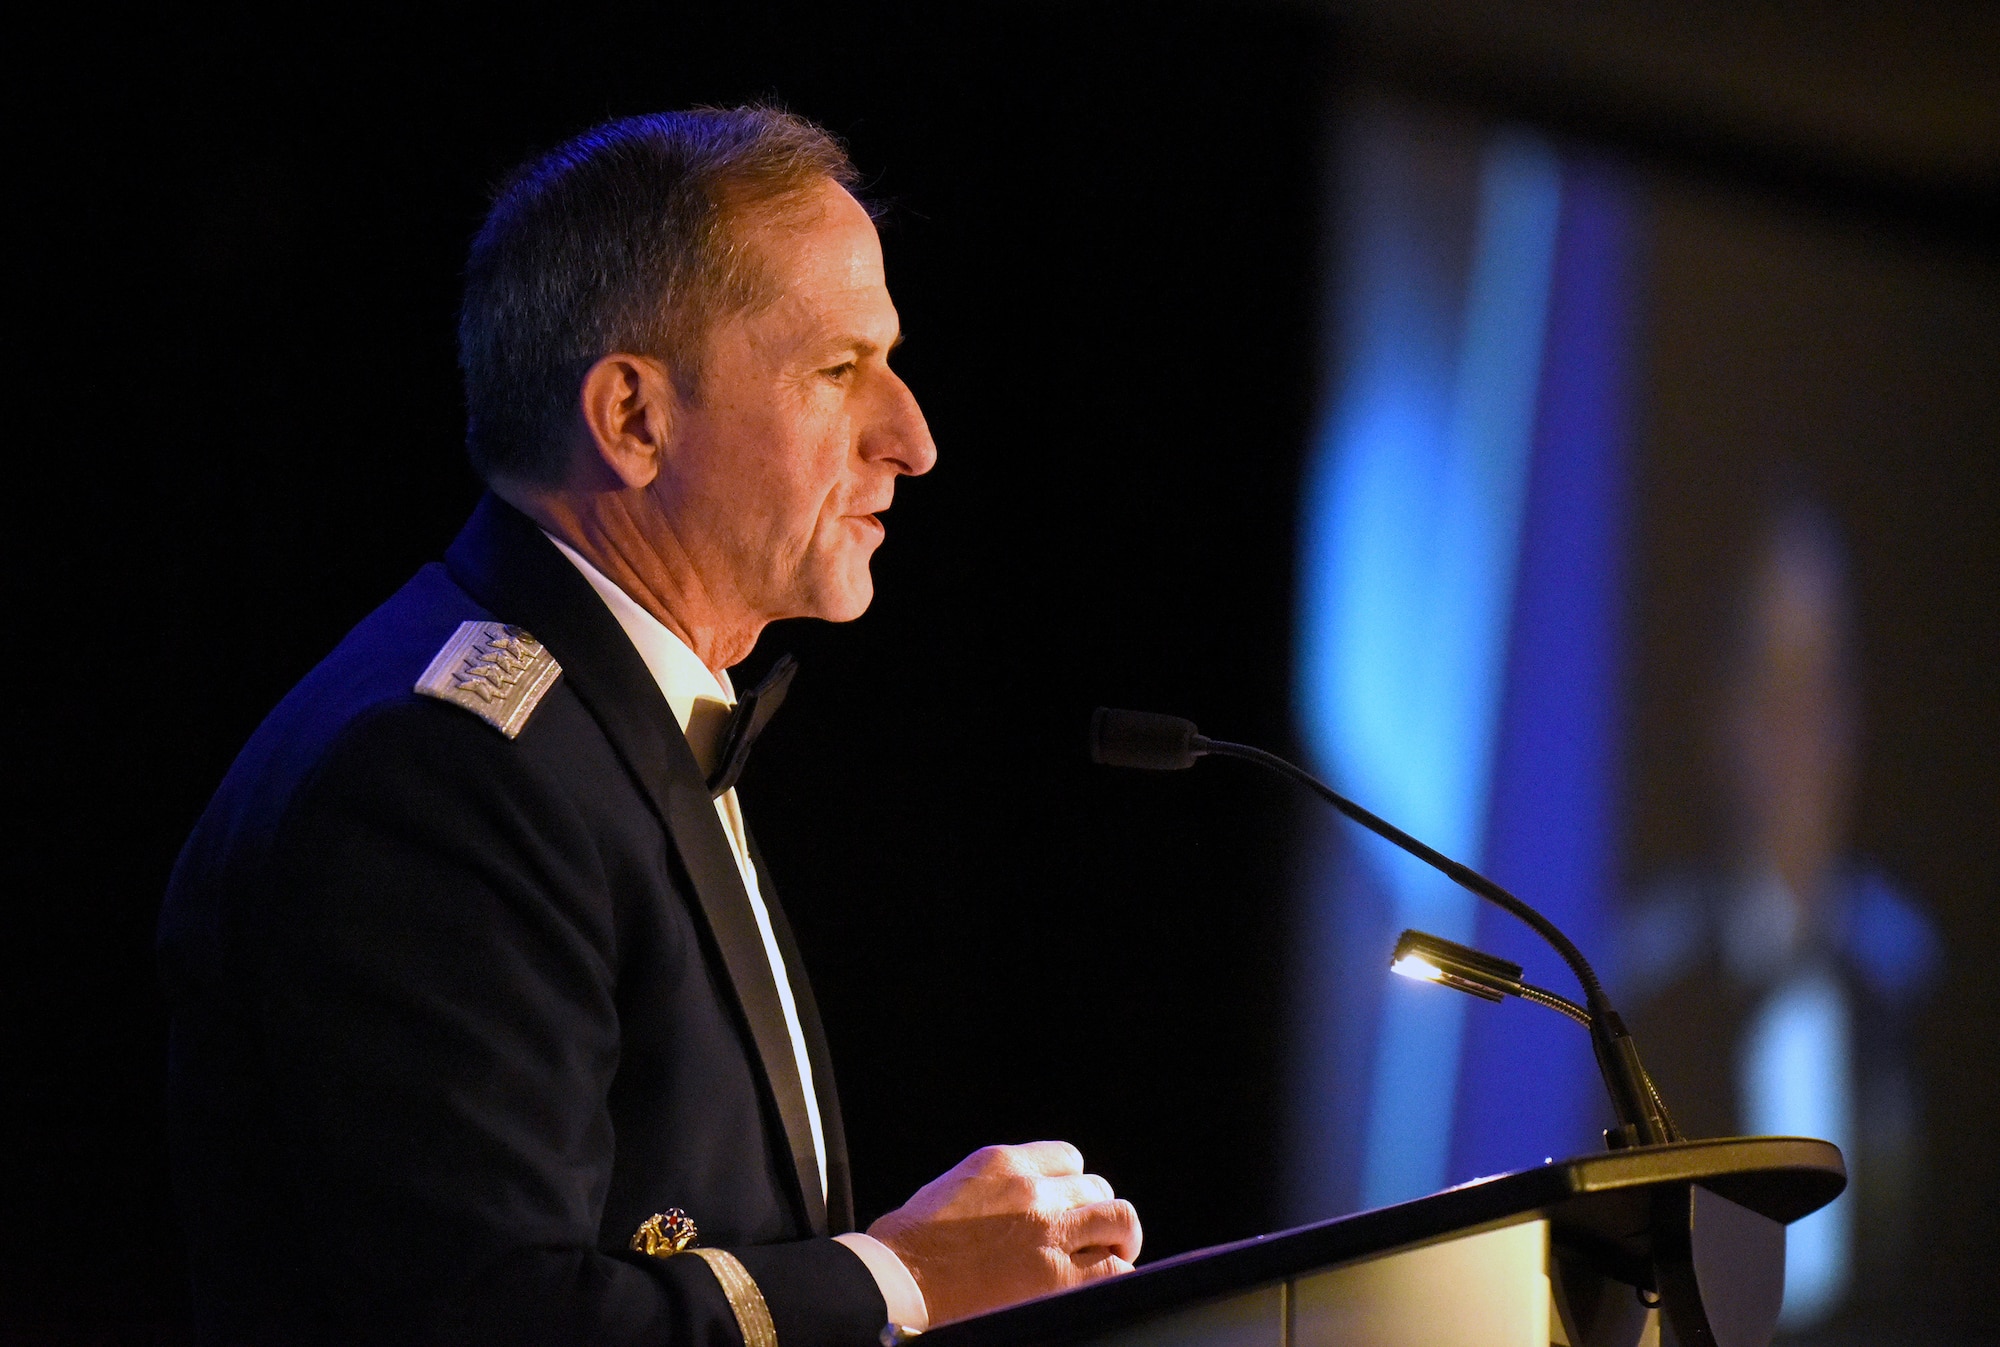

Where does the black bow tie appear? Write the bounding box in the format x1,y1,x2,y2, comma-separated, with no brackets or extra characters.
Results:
707,653,798,798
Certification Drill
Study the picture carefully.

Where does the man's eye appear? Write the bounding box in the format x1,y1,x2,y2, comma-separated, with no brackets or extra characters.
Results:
822,362,857,382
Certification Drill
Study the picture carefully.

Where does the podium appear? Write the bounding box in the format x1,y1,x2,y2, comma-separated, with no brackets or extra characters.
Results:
922,1137,1844,1347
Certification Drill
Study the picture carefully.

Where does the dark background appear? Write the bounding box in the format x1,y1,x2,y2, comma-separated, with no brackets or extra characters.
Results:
11,2,1996,1341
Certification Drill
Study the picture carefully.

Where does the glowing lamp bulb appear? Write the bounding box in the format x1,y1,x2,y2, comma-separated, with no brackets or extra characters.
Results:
1387,929,1526,1005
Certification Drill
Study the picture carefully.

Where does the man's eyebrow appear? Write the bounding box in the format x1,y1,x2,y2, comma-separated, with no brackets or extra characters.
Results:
819,331,905,361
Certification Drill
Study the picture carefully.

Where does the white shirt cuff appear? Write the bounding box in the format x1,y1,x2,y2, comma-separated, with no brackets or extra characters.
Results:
833,1232,930,1331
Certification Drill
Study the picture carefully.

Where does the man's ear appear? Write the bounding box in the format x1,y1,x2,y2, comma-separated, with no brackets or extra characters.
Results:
577,353,676,490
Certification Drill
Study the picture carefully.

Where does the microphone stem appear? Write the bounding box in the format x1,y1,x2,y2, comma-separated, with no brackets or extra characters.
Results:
1198,739,1607,1008
1197,736,1676,1146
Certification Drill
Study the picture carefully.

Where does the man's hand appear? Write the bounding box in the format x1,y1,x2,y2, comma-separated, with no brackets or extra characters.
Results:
865,1141,1142,1326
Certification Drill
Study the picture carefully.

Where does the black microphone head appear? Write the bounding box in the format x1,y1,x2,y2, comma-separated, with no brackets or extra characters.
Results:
1089,708,1205,770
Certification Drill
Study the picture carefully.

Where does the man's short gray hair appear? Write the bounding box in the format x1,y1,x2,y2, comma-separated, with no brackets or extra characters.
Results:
458,106,865,486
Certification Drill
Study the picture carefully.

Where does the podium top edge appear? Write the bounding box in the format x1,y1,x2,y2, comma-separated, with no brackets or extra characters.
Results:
1551,1135,1843,1213
918,1136,1845,1347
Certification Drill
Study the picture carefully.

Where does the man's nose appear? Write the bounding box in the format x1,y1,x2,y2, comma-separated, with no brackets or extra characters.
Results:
863,367,938,477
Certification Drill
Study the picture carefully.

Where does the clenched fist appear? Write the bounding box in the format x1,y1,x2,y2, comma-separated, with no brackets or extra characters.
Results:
866,1141,1142,1325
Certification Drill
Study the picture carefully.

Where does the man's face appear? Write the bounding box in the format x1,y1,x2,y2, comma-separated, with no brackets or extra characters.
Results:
653,179,936,626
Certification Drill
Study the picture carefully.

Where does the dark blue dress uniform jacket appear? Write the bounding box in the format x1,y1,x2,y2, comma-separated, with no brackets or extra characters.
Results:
158,495,883,1346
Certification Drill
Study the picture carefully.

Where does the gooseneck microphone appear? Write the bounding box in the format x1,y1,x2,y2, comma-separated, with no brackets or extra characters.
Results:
1089,707,1679,1149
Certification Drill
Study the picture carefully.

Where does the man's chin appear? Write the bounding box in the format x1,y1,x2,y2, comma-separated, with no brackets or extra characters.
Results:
799,570,875,624
822,582,875,624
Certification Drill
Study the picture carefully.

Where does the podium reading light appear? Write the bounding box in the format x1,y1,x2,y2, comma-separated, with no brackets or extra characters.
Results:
1392,928,1593,1027
1090,707,1681,1149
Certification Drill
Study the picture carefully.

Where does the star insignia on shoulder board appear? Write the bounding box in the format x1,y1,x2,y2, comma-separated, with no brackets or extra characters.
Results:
413,621,563,738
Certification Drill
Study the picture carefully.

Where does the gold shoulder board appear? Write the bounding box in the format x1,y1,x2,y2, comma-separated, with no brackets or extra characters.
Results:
413,621,563,739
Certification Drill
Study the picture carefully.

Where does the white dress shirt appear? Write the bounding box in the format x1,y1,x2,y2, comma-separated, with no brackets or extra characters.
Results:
544,535,927,1330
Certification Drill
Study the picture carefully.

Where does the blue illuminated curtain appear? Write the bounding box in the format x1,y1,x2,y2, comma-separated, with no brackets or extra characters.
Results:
1286,103,1637,1218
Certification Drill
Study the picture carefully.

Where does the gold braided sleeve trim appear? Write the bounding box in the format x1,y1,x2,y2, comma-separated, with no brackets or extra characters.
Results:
688,1247,778,1347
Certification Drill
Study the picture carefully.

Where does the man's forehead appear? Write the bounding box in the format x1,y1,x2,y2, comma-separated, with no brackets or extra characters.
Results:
736,181,879,270
769,290,901,362
734,189,896,347
778,213,885,300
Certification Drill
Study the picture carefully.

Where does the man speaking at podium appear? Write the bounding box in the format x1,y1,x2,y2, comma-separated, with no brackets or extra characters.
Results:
159,108,1141,1347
